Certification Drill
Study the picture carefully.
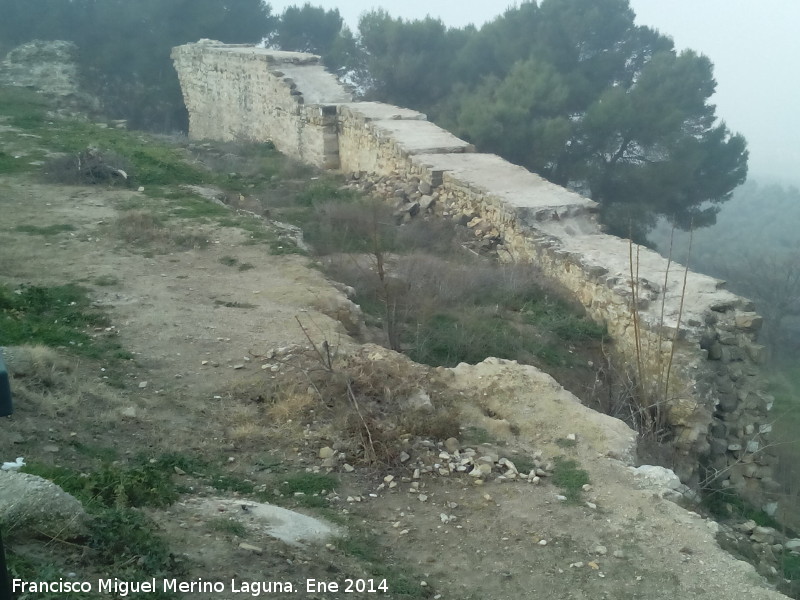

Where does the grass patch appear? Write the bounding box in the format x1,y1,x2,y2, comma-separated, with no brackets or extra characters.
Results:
701,485,782,529
214,300,257,309
279,472,337,496
555,437,578,449
238,262,255,271
334,531,428,598
209,474,256,495
0,282,128,361
69,440,119,462
551,457,590,503
14,223,76,236
208,517,247,537
0,86,207,189
93,274,120,286
460,426,496,445
21,459,177,509
783,553,800,581
0,150,36,174
219,255,238,266
89,507,177,575
11,454,184,597
110,210,209,251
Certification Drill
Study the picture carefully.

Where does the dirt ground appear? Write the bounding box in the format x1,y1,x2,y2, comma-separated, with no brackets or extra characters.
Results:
0,169,791,600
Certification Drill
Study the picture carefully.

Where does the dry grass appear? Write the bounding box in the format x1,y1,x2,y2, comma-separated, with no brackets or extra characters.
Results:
110,210,209,252
4,344,124,419
218,342,460,466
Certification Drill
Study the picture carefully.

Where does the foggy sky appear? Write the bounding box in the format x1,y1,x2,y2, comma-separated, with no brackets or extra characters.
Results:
267,0,800,185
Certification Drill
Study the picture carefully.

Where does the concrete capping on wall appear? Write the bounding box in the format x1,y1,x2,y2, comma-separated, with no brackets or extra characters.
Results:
173,42,779,513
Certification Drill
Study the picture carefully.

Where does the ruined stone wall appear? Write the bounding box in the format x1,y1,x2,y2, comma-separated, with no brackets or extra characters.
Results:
171,40,348,168
172,42,779,513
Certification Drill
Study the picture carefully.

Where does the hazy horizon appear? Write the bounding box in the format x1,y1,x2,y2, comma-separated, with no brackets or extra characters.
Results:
265,1,800,187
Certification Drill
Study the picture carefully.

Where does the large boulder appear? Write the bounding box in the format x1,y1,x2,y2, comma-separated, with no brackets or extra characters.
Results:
0,470,87,539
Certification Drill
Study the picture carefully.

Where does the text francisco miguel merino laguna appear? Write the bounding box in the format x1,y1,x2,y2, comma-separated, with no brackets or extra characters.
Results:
13,576,390,595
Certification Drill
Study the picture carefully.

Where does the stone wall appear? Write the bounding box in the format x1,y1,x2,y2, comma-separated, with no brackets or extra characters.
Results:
172,42,779,513
171,40,350,168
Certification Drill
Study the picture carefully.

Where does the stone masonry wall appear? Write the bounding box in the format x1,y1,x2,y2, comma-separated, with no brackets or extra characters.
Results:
172,42,780,514
171,40,350,168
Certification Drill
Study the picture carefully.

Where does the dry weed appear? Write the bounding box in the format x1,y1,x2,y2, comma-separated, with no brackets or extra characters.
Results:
5,344,124,418
110,210,209,251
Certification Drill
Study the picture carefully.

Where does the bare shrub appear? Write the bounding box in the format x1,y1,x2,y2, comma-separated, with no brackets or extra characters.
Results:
44,147,132,186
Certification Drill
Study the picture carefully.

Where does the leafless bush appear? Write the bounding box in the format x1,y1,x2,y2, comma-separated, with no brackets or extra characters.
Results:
44,147,132,186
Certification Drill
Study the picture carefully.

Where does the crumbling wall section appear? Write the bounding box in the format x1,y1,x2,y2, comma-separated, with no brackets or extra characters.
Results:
171,40,347,168
172,42,779,512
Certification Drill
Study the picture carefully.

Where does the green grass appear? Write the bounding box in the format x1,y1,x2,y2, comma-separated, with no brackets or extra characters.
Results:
69,440,119,462
294,180,358,208
14,223,76,236
0,282,130,361
461,426,497,445
0,86,207,188
551,457,590,503
13,456,184,597
0,150,36,174
93,274,120,287
334,531,428,598
407,310,575,368
701,485,782,528
208,517,247,537
278,472,337,495
21,459,178,509
209,474,256,494
521,297,607,342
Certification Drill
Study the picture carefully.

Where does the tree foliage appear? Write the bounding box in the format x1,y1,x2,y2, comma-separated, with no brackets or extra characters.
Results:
346,0,748,238
0,0,275,131
649,181,800,355
269,3,359,77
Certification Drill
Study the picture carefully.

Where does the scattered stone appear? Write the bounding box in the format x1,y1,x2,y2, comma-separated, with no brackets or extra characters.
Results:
750,526,776,544
444,437,460,453
42,445,59,453
400,388,434,412
233,364,245,370
138,381,148,388
418,494,428,502
318,447,335,459
238,543,263,554
342,464,355,473
538,539,548,546
594,545,608,556
399,451,410,463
